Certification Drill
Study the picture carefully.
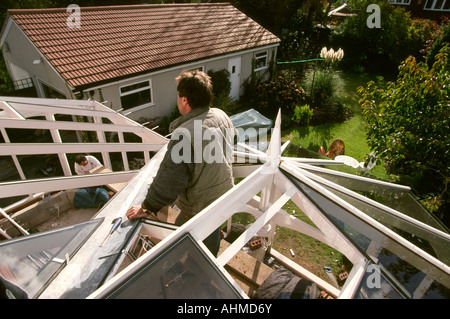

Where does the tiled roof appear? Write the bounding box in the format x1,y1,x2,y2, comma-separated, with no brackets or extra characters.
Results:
8,3,280,89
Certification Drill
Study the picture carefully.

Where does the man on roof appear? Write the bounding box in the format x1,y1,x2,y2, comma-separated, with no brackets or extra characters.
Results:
126,70,237,256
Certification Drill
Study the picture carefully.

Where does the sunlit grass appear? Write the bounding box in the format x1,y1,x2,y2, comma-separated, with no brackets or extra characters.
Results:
282,71,389,181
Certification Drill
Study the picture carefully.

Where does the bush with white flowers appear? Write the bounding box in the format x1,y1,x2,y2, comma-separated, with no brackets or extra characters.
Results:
320,47,344,65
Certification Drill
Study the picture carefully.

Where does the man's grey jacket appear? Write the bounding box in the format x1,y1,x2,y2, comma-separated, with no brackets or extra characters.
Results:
143,107,237,222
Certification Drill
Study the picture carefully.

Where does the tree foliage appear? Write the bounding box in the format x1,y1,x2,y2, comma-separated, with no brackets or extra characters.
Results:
426,25,450,69
358,45,450,217
229,0,306,35
331,0,413,73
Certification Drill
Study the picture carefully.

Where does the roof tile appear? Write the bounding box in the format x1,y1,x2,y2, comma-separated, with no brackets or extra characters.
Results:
9,3,280,88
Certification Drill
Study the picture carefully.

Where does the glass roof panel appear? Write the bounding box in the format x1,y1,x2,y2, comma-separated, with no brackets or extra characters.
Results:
318,183,450,266
104,234,241,299
282,169,450,299
300,165,448,232
355,263,405,299
0,218,103,298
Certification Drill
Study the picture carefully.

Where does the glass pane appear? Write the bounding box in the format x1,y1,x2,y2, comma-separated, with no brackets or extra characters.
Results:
5,127,52,143
425,0,434,9
443,0,450,9
0,218,103,298
434,0,444,9
318,183,450,266
105,234,241,299
355,264,404,299
0,156,21,181
356,253,450,299
300,166,449,232
255,57,267,69
282,169,450,298
120,89,151,110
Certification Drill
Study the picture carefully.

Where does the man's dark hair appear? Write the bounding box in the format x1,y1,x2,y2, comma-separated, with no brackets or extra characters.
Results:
176,70,213,109
75,154,87,164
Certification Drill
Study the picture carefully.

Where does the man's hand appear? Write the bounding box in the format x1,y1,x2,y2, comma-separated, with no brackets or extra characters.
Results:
126,205,147,220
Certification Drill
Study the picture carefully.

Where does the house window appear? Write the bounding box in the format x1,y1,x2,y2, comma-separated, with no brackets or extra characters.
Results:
424,0,450,10
388,0,411,4
254,51,268,71
187,66,204,73
119,80,153,111
41,81,66,99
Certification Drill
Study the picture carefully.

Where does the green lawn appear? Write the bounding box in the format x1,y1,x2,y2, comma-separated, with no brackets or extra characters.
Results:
281,71,389,181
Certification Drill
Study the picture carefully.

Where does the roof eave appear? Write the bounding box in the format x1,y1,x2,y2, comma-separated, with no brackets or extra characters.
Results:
6,2,233,15
0,14,13,47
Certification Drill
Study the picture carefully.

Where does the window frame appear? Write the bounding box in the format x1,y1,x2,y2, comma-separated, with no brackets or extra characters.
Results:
119,79,154,113
254,51,269,72
186,66,204,73
39,80,66,99
423,0,450,11
388,0,411,5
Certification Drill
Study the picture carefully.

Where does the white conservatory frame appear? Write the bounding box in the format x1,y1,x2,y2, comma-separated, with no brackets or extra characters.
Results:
0,96,167,208
88,111,450,299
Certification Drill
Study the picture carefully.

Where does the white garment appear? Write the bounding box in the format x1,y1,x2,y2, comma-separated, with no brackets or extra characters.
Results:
74,155,102,175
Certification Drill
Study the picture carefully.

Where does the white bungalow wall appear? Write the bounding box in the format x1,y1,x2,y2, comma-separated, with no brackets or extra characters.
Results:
83,46,278,122
1,21,72,98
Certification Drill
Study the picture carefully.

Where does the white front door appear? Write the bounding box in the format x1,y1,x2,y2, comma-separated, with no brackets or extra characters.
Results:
228,57,241,100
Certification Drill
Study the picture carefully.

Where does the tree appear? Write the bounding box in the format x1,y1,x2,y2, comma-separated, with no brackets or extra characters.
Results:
229,0,306,35
358,45,450,220
426,25,450,69
330,0,411,74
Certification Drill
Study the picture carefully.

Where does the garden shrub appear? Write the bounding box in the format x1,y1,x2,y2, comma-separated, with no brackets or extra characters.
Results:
299,47,350,124
301,69,350,124
426,25,450,69
408,18,441,61
212,92,239,115
358,45,450,219
307,70,336,106
291,104,313,126
255,76,305,118
207,69,231,98
155,106,181,135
